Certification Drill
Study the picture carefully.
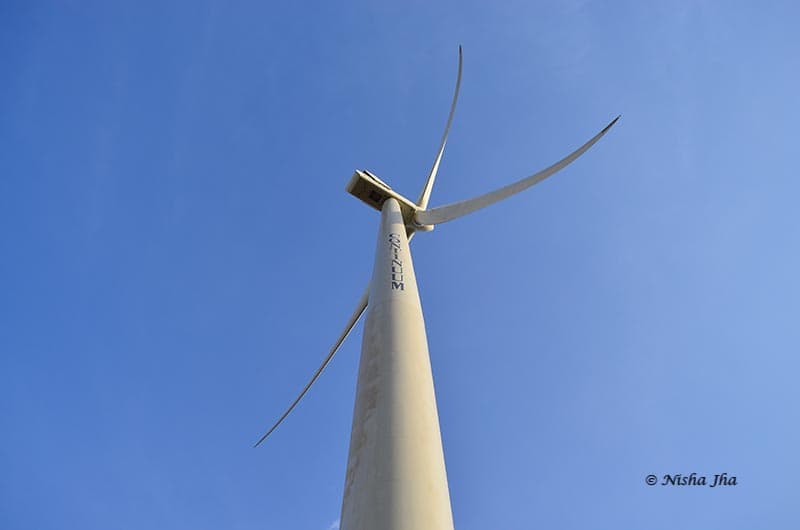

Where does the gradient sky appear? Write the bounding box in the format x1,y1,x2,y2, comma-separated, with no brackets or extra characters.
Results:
2,1,800,529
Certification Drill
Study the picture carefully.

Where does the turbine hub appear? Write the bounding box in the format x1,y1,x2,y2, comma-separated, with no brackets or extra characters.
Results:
346,169,421,229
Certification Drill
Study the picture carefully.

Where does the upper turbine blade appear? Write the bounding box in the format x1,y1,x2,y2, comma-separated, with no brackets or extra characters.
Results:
416,46,463,210
414,116,620,226
254,286,369,447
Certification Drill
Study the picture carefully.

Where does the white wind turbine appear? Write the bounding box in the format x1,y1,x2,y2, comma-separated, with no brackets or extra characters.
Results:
256,47,619,530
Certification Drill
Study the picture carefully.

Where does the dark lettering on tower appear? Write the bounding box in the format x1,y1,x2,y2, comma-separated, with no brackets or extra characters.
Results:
388,233,405,291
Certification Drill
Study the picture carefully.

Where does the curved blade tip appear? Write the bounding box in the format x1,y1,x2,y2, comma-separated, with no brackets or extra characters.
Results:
599,115,621,135
254,425,279,447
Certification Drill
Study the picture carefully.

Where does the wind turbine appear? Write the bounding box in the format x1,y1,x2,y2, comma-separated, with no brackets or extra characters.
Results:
256,47,619,530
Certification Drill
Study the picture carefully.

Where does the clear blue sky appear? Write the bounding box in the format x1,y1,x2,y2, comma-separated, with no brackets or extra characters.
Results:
2,1,799,529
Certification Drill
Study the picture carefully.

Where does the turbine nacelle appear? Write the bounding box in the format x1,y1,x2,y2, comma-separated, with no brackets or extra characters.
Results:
346,170,434,232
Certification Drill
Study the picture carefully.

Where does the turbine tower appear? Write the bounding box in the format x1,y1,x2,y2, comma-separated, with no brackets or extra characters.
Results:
256,47,619,530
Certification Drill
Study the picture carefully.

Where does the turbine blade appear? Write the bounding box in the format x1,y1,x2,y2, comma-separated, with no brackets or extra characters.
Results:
416,45,463,210
254,286,370,447
414,115,620,226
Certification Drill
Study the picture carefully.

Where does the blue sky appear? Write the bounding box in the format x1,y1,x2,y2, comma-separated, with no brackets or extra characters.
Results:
2,1,799,529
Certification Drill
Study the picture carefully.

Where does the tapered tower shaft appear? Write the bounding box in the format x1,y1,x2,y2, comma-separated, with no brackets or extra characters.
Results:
340,198,454,530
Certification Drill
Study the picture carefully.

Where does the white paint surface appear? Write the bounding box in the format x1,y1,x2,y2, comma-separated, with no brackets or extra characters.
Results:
340,198,454,530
